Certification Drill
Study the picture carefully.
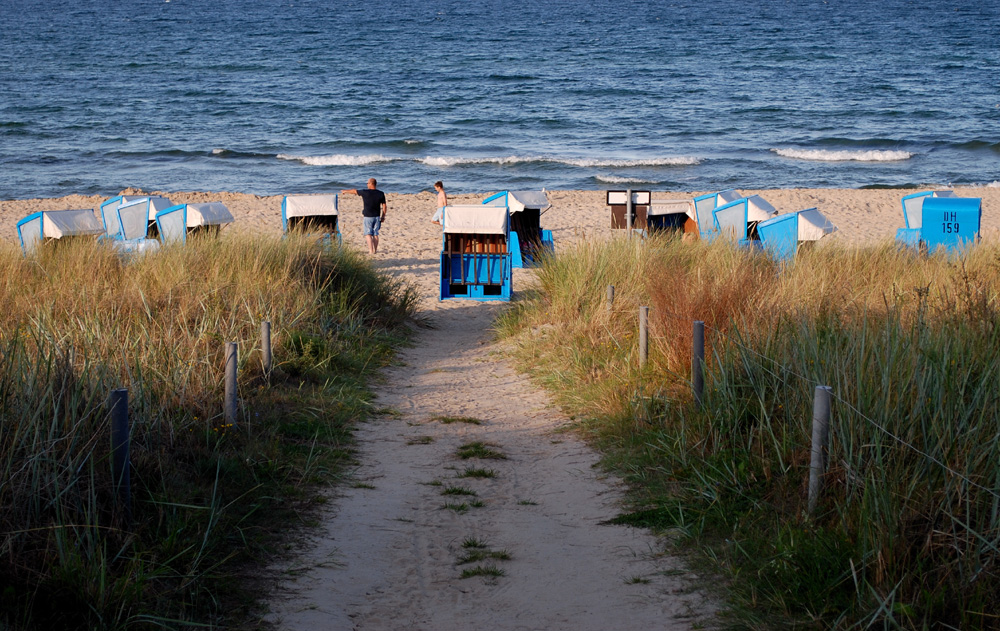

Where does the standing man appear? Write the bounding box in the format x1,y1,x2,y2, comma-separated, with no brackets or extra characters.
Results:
341,178,387,255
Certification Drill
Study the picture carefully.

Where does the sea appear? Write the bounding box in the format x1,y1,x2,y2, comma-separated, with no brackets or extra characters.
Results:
1,0,998,199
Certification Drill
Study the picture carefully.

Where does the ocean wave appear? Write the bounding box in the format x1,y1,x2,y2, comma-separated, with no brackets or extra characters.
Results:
772,148,913,162
277,153,395,166
563,157,700,167
595,175,657,184
421,155,701,168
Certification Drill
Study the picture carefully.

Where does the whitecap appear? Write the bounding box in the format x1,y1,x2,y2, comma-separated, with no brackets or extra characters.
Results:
277,153,393,166
563,156,701,168
771,148,913,162
595,175,656,184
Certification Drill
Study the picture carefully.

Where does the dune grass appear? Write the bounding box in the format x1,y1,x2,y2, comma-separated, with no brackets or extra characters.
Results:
498,233,1000,629
0,234,415,629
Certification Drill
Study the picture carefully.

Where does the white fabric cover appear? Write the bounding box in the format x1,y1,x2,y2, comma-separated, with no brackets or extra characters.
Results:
506,191,550,213
122,195,174,220
285,194,338,217
118,201,151,240
42,210,104,238
607,190,651,205
444,205,508,234
186,202,234,227
903,190,955,230
798,208,838,241
650,199,694,218
717,189,742,205
745,195,778,222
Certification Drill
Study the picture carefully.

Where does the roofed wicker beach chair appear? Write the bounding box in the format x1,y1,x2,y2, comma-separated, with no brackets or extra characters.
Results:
440,204,512,301
711,194,778,247
756,208,838,262
692,189,742,241
100,195,174,241
896,190,956,247
482,190,553,268
16,209,104,256
281,194,341,247
154,202,234,245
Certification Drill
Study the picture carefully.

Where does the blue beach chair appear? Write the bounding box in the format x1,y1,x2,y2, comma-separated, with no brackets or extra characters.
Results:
757,208,838,263
281,194,341,247
154,202,234,245
896,190,956,247
692,189,742,240
100,195,173,240
711,194,778,247
16,209,104,256
920,197,981,254
482,190,553,268
440,204,512,301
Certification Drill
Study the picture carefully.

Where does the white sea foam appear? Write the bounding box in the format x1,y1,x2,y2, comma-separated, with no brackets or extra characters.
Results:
595,175,656,184
563,157,701,167
421,156,527,167
772,148,913,162
212,148,226,155
421,155,700,168
277,153,393,166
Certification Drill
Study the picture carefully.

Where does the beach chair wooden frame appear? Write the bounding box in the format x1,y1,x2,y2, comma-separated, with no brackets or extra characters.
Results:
439,205,512,301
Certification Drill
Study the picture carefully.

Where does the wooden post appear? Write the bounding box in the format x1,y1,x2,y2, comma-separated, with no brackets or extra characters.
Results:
261,320,272,379
225,342,238,426
692,320,705,407
109,388,131,523
808,385,833,515
639,306,649,367
607,285,615,313
626,188,633,239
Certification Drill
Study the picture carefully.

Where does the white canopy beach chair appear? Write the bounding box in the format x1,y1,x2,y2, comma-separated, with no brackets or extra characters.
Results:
692,189,742,240
16,209,104,256
111,198,162,256
896,190,956,247
281,194,341,246
757,208,838,262
482,190,553,267
100,195,173,239
649,198,695,233
155,202,234,245
440,204,511,301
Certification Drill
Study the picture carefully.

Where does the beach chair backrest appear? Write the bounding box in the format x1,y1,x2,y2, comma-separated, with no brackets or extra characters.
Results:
713,198,749,239
757,211,801,262
156,204,188,245
100,196,124,237
117,199,151,241
693,192,719,234
921,197,981,253
901,190,955,230
16,213,44,256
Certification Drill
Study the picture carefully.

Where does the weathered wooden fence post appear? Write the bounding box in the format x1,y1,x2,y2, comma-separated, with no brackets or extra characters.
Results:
692,320,705,407
639,306,649,367
225,342,238,426
808,385,833,515
626,188,633,239
261,321,272,379
109,388,131,523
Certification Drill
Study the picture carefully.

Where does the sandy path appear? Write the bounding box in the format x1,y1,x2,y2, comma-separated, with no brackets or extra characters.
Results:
265,239,715,629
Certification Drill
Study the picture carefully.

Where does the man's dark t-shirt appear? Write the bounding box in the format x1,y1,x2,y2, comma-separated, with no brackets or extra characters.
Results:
357,189,386,217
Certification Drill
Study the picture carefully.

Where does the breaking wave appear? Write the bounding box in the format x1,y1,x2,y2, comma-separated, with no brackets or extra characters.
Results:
771,148,913,162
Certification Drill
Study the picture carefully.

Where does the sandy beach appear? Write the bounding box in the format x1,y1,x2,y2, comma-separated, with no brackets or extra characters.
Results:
4,188,1000,254
4,187,999,629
